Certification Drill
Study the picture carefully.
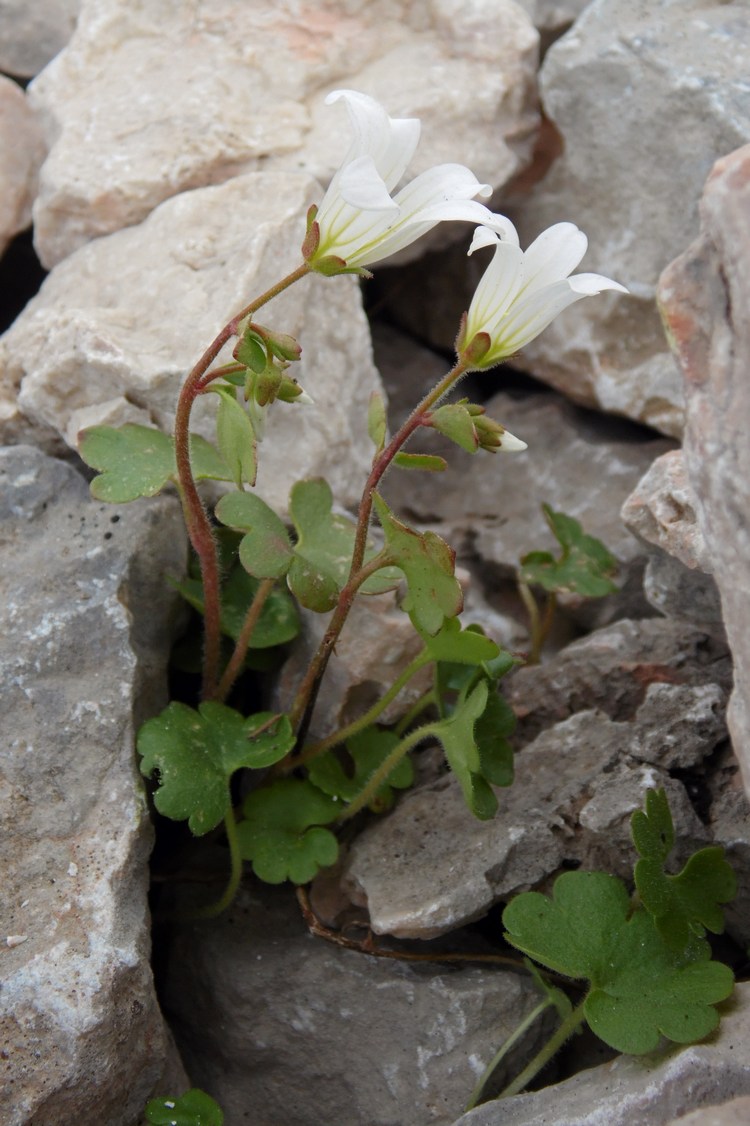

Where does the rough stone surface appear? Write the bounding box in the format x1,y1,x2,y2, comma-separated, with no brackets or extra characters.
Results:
28,0,540,267
515,0,590,36
668,1096,750,1126
0,76,46,258
0,0,79,78
621,449,712,572
709,745,750,951
0,171,383,516
338,617,732,939
381,0,750,439
340,710,708,940
161,881,547,1126
451,982,750,1125
658,143,750,800
0,445,188,1123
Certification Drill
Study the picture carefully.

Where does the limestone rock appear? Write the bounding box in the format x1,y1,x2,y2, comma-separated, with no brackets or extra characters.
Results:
28,0,540,267
0,77,46,258
0,445,188,1123
451,982,750,1125
161,881,547,1126
658,143,750,801
0,0,79,78
621,449,712,572
0,171,383,516
669,1099,750,1126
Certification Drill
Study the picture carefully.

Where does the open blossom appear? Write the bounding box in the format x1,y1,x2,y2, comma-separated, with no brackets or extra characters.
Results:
458,221,629,369
303,90,513,272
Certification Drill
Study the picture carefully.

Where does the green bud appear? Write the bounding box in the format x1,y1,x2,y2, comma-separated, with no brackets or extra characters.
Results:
301,207,320,261
233,328,268,374
254,365,283,407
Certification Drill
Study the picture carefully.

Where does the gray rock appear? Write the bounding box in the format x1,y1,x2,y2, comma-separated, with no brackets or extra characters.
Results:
709,747,750,950
0,171,383,517
451,982,750,1125
659,142,750,801
28,0,539,267
0,0,79,78
161,881,548,1126
668,1095,750,1126
640,549,724,626
0,446,188,1123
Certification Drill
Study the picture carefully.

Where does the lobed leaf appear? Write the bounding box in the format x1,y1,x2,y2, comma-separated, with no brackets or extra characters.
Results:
173,569,299,650
137,703,294,835
215,491,294,579
373,492,463,635
432,680,499,819
237,779,340,884
503,870,734,1055
519,505,618,597
213,387,257,488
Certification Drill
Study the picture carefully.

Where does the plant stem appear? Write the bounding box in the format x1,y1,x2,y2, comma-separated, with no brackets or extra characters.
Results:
517,581,557,665
173,262,310,700
290,649,433,768
464,999,552,1112
336,722,437,822
215,578,276,704
498,998,586,1100
393,687,438,736
180,805,244,920
290,359,469,741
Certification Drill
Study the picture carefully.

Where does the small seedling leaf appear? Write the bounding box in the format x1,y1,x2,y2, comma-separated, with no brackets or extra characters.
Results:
430,402,478,453
309,727,414,813
519,505,618,597
137,703,294,835
503,870,734,1055
416,617,501,666
145,1089,224,1126
237,779,340,884
373,492,463,635
433,679,498,819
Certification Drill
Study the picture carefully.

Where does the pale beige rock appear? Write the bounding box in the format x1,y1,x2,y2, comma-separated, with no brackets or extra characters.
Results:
0,76,46,257
658,142,750,802
0,170,383,516
621,449,712,572
669,1098,750,1126
29,0,539,267
0,0,79,78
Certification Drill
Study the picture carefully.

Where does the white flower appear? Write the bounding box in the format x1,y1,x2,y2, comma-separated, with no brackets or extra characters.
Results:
459,221,629,368
304,90,513,271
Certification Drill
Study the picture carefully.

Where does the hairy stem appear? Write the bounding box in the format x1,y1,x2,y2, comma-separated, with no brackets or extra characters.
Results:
180,805,244,921
215,578,276,704
290,359,469,740
499,998,586,1100
173,262,310,700
517,581,557,666
337,722,437,822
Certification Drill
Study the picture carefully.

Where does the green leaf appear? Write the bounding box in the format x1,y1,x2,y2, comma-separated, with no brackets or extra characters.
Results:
213,387,257,488
474,688,515,788
373,492,463,635
633,789,737,952
173,569,299,650
519,505,619,597
215,491,294,579
503,870,734,1055
79,424,233,503
416,617,501,666
393,452,448,472
145,1089,224,1126
309,727,414,814
367,391,387,455
233,329,268,374
429,402,478,453
237,779,340,884
432,680,498,819
137,703,294,835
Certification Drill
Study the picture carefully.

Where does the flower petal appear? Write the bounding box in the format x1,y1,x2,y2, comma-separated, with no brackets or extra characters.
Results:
568,272,630,295
466,239,525,334
519,223,588,293
325,89,420,189
338,155,400,212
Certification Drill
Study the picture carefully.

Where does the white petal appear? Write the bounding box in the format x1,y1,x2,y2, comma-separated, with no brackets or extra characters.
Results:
519,223,588,292
338,155,399,212
467,239,525,332
498,429,527,451
324,89,420,189
492,278,588,353
469,219,520,253
568,272,629,295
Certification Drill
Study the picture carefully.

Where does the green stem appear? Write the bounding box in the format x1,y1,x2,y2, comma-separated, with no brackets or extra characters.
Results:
464,999,552,1112
498,998,586,1100
291,649,433,769
173,262,310,700
393,687,438,737
290,359,469,742
215,577,276,704
337,722,437,822
180,805,244,921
